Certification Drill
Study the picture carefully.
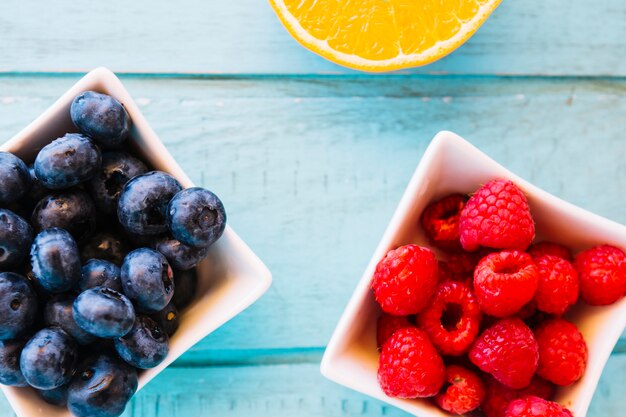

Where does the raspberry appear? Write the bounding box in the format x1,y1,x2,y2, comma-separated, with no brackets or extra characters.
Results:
474,250,539,317
434,365,485,414
377,327,445,398
459,179,535,252
417,281,481,355
535,318,587,386
376,313,413,348
505,396,573,417
533,255,579,315
574,244,626,306
420,194,467,252
481,376,555,417
469,318,538,389
528,242,573,262
372,244,438,315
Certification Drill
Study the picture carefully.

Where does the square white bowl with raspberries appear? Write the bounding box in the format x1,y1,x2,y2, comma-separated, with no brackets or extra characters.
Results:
320,131,626,417
0,67,272,417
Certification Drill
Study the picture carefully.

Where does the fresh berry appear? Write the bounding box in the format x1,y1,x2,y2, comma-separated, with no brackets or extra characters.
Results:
0,209,33,269
121,248,174,312
71,91,130,148
73,287,135,338
117,171,182,236
154,236,210,271
533,255,578,315
88,151,148,214
0,339,28,386
535,318,587,386
575,244,626,306
167,187,227,248
114,315,169,369
80,258,122,292
36,384,68,407
44,294,96,345
377,327,444,398
372,244,438,315
34,133,102,190
0,152,31,206
459,179,534,252
481,376,555,417
31,189,97,243
0,272,38,340
20,327,78,390
469,318,538,389
67,353,137,417
420,194,466,251
80,231,129,266
22,166,50,210
376,313,413,348
447,250,486,278
30,228,82,293
171,268,198,310
528,242,573,262
150,301,179,337
474,250,539,317
505,396,573,417
417,281,481,356
434,365,485,414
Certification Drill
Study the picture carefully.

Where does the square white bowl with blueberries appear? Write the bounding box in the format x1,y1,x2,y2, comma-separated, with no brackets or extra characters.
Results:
0,68,272,417
321,131,626,417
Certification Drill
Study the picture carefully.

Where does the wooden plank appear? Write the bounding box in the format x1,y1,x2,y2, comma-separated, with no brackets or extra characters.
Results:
1,75,626,355
0,356,625,416
1,1,626,75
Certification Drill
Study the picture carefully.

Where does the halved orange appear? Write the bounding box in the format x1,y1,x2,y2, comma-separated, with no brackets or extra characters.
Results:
269,0,502,72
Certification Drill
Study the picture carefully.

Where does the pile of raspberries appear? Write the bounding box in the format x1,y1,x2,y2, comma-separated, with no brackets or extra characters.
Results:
372,179,626,417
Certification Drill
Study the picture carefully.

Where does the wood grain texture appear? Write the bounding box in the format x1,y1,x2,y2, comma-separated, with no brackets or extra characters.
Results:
1,75,625,356
1,1,626,75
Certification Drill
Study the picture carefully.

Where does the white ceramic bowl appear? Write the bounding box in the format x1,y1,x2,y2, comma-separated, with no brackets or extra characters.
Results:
0,67,272,417
321,131,626,417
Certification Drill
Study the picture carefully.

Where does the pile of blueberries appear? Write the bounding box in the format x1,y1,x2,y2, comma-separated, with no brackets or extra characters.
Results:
0,91,226,417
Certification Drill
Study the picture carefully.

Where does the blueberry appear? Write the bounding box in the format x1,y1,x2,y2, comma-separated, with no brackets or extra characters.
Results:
0,339,28,386
73,287,135,338
88,151,148,214
0,152,31,206
31,189,96,243
171,268,197,310
34,133,102,190
0,209,33,269
150,301,179,337
80,259,122,292
114,315,168,369
31,228,81,293
0,272,38,340
80,231,129,266
67,353,137,417
37,384,68,406
20,327,77,390
44,295,96,345
22,166,50,211
70,91,130,148
154,236,210,271
167,187,226,248
117,171,182,235
121,248,174,312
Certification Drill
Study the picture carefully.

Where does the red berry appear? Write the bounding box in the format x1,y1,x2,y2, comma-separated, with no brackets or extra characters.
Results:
505,396,573,417
533,255,579,315
575,244,626,306
435,365,485,414
528,242,573,262
459,179,535,252
481,376,555,417
474,250,539,317
420,194,467,251
417,281,481,356
372,244,438,315
535,318,588,386
377,327,445,398
376,313,413,348
469,318,538,389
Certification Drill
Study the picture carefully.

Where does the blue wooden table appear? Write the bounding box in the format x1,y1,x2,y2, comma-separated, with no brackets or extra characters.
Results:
1,1,626,415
